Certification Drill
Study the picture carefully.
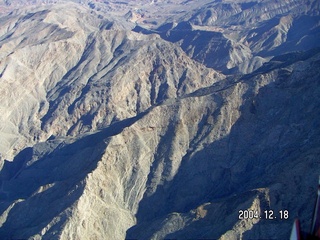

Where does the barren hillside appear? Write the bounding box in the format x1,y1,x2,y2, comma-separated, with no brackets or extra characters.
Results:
0,0,319,239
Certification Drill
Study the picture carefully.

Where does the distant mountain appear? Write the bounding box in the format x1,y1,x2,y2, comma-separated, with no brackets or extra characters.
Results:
133,0,320,73
0,1,319,239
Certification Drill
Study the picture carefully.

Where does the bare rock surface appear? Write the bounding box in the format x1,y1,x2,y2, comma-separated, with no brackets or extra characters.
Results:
0,1,319,239
0,3,223,160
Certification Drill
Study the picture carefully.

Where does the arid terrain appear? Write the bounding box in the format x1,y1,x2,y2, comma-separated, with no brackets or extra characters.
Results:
0,0,319,239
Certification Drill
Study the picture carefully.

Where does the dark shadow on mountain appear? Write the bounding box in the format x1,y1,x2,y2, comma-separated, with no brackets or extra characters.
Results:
133,21,231,73
40,35,97,129
241,47,320,81
67,84,91,115
132,25,158,35
183,76,241,99
0,105,154,239
0,148,32,183
126,52,320,239
21,10,49,21
240,1,258,10
258,15,320,58
158,21,230,72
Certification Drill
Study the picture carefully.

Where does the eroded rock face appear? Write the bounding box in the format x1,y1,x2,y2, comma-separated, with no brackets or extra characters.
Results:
0,3,224,160
0,1,319,239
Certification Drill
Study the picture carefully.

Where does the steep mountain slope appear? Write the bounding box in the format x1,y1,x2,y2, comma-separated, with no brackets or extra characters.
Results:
0,1,319,240
127,49,320,239
1,46,319,239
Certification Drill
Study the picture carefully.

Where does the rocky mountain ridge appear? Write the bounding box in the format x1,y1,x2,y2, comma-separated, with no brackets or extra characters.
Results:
0,0,319,239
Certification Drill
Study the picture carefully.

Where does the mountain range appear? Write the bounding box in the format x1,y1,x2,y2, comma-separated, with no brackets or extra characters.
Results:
0,0,319,239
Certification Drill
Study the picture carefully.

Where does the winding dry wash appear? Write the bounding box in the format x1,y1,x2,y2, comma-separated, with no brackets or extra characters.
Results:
0,0,319,239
